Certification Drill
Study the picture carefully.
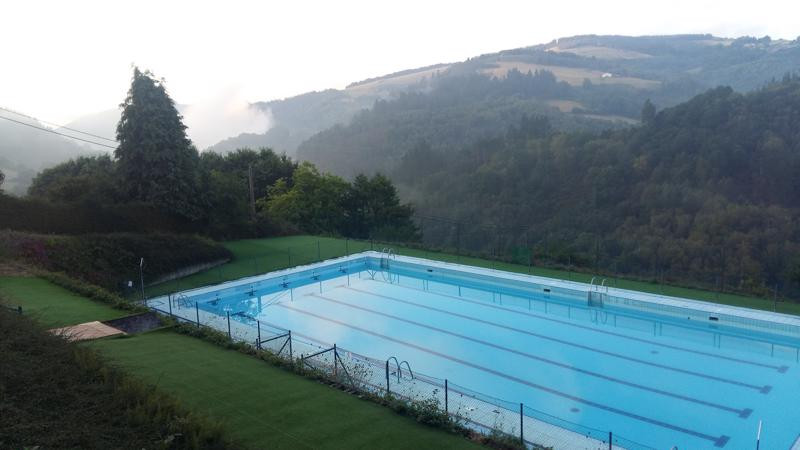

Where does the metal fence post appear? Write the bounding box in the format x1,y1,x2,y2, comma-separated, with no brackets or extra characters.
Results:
520,403,524,445
445,379,448,414
168,296,173,316
385,360,390,394
195,302,200,327
317,241,321,261
288,247,292,267
257,321,261,349
345,238,349,256
608,431,612,450
226,311,231,339
333,343,338,377
774,284,779,312
288,330,293,360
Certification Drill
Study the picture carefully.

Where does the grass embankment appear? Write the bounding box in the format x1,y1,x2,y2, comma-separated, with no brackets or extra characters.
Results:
1,275,481,450
0,304,229,449
0,276,127,327
145,235,800,316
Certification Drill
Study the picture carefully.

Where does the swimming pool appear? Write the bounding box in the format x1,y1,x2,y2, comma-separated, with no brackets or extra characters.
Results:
150,252,800,449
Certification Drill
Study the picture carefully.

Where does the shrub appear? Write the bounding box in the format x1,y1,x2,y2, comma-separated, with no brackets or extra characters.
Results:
0,307,233,449
0,231,232,292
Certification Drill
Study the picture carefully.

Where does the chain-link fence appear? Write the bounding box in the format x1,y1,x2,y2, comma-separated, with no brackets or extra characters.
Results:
136,218,793,316
147,294,654,450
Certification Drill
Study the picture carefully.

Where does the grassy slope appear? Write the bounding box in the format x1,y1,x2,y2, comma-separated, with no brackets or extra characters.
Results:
145,235,800,316
90,330,478,450
0,276,127,327
2,275,479,450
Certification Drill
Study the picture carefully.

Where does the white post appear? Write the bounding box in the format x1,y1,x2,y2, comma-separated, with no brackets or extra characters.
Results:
756,419,762,450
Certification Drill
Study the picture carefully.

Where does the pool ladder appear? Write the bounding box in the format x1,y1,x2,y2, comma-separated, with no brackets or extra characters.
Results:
587,277,609,307
380,247,396,269
386,356,415,383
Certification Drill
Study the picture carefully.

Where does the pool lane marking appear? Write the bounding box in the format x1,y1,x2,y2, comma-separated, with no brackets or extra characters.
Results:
276,302,730,447
369,279,789,373
308,293,752,418
344,286,772,394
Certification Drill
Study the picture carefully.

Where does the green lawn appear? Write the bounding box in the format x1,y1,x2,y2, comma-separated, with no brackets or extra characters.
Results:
4,275,479,449
90,331,478,450
0,276,127,327
144,235,800,316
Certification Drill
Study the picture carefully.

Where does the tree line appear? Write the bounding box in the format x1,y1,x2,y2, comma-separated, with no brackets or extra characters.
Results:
8,68,416,241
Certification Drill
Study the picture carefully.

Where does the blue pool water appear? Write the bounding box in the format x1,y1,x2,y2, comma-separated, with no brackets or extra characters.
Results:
157,254,800,449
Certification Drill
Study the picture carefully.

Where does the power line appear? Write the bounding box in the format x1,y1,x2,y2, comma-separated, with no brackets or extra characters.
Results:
0,115,118,149
0,106,118,143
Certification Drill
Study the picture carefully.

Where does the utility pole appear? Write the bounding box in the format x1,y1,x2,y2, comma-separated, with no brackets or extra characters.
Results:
248,163,256,221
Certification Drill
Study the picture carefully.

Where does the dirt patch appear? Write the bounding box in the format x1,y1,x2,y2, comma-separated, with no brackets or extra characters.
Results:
103,311,162,334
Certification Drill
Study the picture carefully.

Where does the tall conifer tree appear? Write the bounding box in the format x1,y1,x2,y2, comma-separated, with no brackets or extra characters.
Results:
115,67,201,219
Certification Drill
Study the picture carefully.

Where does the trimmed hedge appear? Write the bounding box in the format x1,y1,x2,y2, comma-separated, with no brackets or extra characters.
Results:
0,194,193,234
0,231,232,292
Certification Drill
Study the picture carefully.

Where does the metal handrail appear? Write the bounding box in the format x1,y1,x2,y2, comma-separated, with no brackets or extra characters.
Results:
399,360,414,379
386,356,402,382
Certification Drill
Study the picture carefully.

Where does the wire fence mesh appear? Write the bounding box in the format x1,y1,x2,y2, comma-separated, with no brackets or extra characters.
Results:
135,225,793,316
147,293,655,450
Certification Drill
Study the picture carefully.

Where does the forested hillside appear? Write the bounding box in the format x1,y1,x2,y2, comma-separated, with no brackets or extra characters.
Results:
297,71,631,177
395,77,800,296
218,34,800,156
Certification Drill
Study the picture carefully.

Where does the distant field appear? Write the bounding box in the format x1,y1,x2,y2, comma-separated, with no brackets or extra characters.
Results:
547,100,639,124
346,65,451,97
546,44,652,60
483,60,661,89
546,99,584,112
578,113,639,124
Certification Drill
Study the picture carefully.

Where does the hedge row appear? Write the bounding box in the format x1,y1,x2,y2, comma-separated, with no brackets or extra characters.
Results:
0,194,193,234
0,231,232,292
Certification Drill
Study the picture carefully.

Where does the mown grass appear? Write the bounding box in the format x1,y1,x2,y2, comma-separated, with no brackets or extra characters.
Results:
0,276,128,327
144,235,800,316
6,275,481,449
89,330,480,450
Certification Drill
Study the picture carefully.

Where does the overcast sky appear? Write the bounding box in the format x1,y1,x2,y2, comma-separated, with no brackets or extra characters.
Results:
1,0,798,125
